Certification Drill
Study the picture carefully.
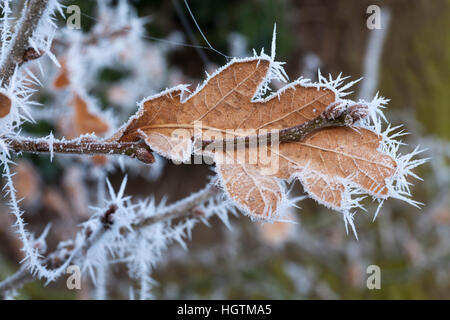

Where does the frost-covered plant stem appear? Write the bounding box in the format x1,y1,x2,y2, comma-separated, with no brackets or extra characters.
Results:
0,0,49,86
134,181,220,228
0,265,30,298
0,181,221,296
5,136,155,164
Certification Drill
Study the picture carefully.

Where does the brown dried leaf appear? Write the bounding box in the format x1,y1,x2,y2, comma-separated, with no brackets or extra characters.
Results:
0,91,12,118
53,59,70,90
60,94,110,166
12,160,41,207
217,149,285,218
112,57,398,219
277,127,397,209
63,94,110,139
43,187,73,220
216,127,396,216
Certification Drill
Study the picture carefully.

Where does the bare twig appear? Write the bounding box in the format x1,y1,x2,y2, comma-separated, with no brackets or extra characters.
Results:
133,181,220,228
52,26,132,50
5,137,155,164
0,0,50,86
0,265,31,298
0,181,221,295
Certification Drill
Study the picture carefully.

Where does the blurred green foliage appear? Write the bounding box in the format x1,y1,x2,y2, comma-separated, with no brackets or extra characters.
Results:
380,0,450,139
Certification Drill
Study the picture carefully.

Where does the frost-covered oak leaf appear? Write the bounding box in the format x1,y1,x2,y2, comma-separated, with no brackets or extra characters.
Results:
111,55,420,222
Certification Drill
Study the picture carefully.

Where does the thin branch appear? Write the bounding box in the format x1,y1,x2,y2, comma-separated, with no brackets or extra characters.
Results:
0,265,31,298
133,181,220,228
52,26,132,50
5,137,155,164
0,181,220,295
0,0,50,86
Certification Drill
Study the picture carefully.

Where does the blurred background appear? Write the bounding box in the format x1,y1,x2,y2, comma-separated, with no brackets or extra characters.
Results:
0,0,449,299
